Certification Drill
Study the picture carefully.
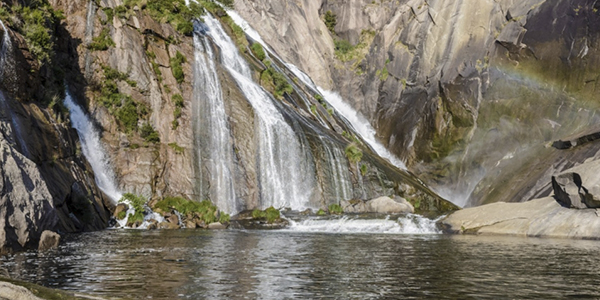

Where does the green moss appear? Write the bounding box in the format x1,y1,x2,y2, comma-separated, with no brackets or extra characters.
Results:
310,105,317,115
345,143,363,164
360,163,368,176
251,43,266,61
317,209,327,216
168,142,184,154
89,28,115,51
328,203,343,215
170,51,186,84
222,15,249,51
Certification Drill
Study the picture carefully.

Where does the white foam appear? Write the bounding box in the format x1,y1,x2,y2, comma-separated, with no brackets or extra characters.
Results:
284,214,441,234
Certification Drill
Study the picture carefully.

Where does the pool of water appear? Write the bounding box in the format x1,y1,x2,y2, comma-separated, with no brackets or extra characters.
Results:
2,227,600,299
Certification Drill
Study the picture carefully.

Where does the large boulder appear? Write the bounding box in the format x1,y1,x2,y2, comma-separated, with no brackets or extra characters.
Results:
38,230,60,252
439,197,600,239
0,138,57,254
0,282,43,300
551,159,600,209
367,196,414,214
340,199,369,213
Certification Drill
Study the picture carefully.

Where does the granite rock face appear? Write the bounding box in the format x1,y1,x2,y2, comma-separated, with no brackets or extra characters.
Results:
552,160,600,209
234,0,600,207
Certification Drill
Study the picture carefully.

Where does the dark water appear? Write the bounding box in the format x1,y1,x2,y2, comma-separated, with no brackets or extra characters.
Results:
2,229,600,299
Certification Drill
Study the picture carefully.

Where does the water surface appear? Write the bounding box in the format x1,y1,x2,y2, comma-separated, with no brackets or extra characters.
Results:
2,229,599,299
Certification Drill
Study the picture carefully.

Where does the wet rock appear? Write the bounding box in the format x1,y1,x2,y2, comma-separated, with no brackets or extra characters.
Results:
38,231,60,252
439,197,600,239
185,220,197,229
367,196,414,214
166,213,179,225
158,222,180,230
113,203,129,219
0,282,43,300
208,222,227,229
341,199,369,213
147,220,158,230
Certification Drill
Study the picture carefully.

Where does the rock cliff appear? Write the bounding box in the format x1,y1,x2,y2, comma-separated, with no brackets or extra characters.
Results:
234,0,600,206
0,0,462,252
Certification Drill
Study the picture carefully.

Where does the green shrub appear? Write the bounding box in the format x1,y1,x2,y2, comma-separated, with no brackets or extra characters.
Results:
317,209,327,216
154,197,218,224
328,203,343,215
116,210,127,220
140,123,160,143
114,5,128,19
219,213,230,223
252,209,266,219
170,51,186,84
89,28,115,51
324,10,337,34
176,21,194,36
360,163,368,176
172,94,184,107
345,143,363,164
127,211,145,226
334,39,353,55
252,207,281,224
172,120,180,130
265,207,281,224
119,193,147,213
115,99,139,133
251,43,266,61
102,8,114,24
11,4,62,63
310,105,317,115
222,15,248,51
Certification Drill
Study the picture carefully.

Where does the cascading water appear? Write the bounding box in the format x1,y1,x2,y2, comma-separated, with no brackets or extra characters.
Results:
285,214,441,234
319,137,353,202
193,29,237,215
202,15,315,211
225,11,407,171
64,91,122,203
318,88,407,171
0,19,12,79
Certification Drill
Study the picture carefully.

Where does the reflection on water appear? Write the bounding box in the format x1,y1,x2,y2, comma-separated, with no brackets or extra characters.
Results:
2,230,600,299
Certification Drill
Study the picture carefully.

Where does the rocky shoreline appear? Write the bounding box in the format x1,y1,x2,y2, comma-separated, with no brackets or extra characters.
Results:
439,157,600,239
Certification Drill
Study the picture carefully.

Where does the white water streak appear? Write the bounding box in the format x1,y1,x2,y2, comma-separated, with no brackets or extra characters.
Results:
286,214,441,234
203,15,315,211
224,11,407,171
64,92,122,203
193,32,237,215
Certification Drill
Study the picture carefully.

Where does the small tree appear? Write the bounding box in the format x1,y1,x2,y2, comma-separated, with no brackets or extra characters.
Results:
324,10,337,34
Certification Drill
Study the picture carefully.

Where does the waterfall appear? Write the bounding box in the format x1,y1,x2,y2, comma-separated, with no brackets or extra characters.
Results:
64,91,123,203
224,11,407,171
193,31,237,215
0,19,12,78
320,137,353,202
202,15,316,211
